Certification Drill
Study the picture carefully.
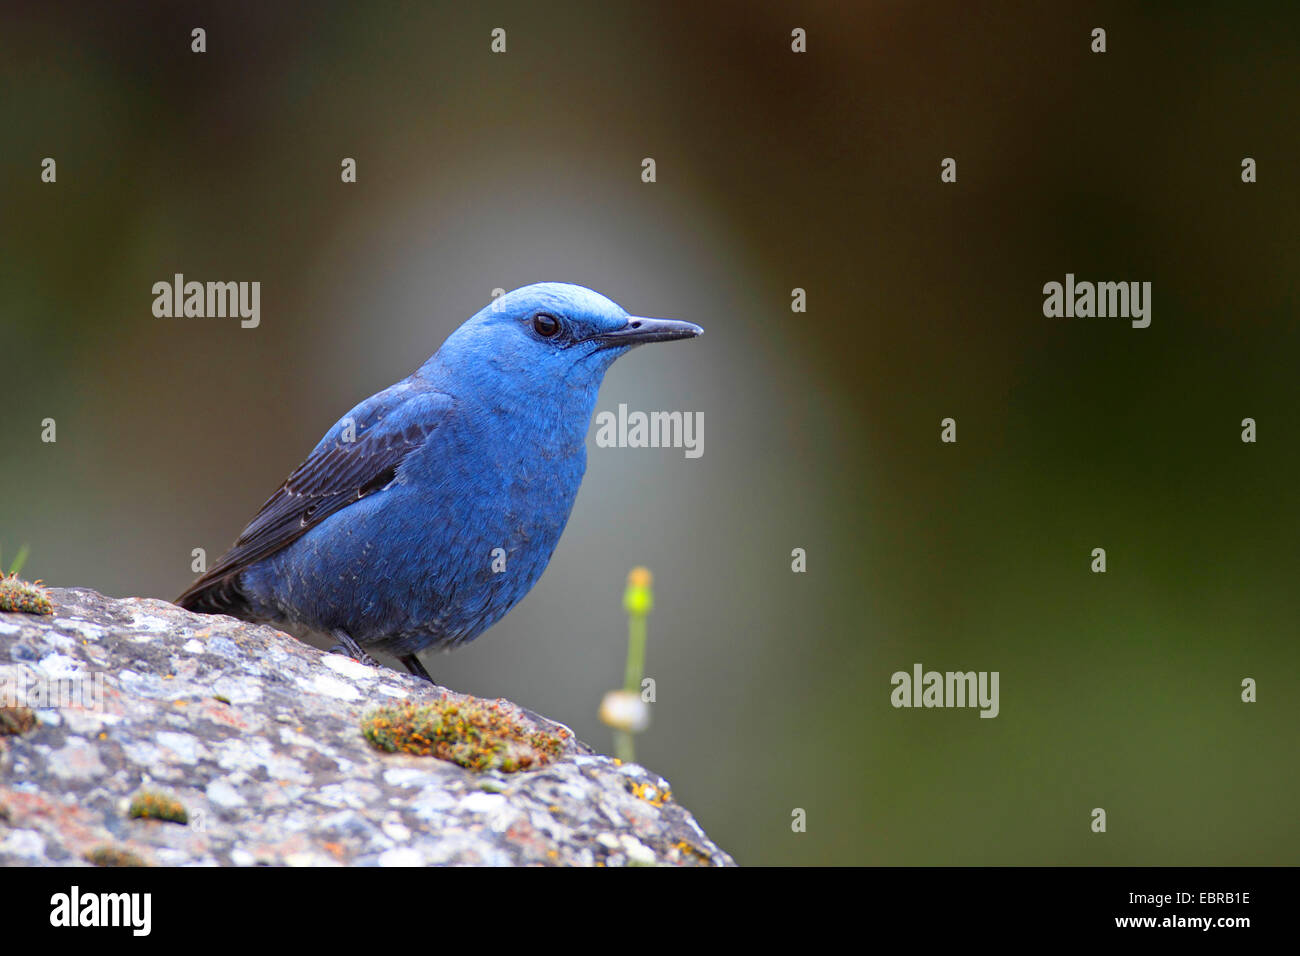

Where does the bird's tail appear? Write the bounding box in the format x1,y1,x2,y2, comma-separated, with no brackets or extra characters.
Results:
175,571,255,620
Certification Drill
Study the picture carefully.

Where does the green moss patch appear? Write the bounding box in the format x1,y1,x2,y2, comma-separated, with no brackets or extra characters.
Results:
361,699,570,773
0,706,37,736
85,844,149,867
128,790,188,824
0,574,52,615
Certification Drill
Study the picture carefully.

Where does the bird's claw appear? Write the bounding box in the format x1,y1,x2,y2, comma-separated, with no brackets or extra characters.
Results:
329,630,381,669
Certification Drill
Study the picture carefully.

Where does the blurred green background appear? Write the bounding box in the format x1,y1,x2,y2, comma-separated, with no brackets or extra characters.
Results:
2,1,1297,864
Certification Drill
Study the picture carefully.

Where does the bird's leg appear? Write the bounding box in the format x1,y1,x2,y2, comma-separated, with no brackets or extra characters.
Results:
398,653,438,685
329,629,381,669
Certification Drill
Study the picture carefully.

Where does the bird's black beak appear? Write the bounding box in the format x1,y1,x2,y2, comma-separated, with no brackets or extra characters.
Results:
590,316,704,349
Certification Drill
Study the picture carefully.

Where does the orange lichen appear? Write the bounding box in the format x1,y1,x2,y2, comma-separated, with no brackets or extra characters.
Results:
628,780,672,807
672,840,713,864
360,698,570,772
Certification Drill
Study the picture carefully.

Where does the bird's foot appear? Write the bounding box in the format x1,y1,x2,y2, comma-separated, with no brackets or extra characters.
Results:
398,653,438,685
329,629,381,669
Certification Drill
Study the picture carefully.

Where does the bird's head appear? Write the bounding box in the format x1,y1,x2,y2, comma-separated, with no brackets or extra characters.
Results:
426,283,702,394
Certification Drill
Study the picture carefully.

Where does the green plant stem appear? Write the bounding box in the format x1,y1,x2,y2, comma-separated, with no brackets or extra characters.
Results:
614,730,634,764
617,612,648,763
624,614,646,694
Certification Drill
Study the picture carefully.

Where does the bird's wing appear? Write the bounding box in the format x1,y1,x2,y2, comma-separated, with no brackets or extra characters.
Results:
177,384,454,609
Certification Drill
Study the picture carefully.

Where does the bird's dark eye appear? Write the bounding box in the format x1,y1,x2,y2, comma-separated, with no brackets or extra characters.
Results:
532,313,561,338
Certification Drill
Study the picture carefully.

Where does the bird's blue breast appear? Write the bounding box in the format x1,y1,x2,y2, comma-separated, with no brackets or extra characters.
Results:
240,388,593,655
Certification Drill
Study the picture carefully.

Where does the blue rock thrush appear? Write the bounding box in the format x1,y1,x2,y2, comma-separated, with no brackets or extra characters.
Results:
177,283,701,682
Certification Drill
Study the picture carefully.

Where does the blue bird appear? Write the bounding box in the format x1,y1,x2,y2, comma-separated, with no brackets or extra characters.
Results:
177,283,701,682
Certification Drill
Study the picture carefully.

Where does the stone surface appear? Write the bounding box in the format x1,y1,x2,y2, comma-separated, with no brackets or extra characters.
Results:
0,587,732,866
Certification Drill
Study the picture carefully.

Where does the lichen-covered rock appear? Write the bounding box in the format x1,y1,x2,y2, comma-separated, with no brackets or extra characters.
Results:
0,587,733,866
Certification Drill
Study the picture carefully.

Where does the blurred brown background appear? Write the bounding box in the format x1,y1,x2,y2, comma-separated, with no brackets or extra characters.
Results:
2,0,1297,864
